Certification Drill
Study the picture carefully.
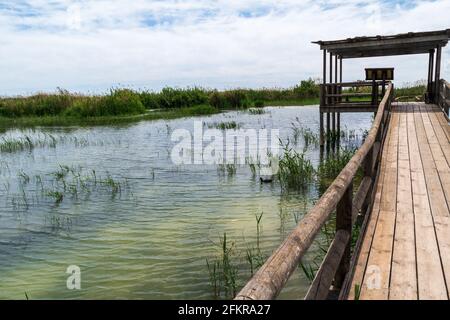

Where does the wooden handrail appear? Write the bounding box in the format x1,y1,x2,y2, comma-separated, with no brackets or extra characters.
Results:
322,81,388,87
438,79,449,118
235,83,394,300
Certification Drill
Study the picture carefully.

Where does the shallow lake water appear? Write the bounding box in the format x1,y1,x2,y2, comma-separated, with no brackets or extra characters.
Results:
0,106,372,299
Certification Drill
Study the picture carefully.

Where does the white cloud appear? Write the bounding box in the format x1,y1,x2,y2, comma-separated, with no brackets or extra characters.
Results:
0,0,449,95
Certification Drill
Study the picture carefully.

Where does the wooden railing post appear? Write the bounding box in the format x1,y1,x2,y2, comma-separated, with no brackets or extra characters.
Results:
364,146,374,177
334,181,353,288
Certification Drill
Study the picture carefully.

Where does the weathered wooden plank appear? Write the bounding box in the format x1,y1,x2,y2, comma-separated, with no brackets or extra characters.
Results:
427,106,450,145
414,104,450,297
414,106,449,218
407,108,448,299
433,214,450,295
389,105,417,300
347,113,393,299
305,230,350,300
420,105,450,211
358,109,400,299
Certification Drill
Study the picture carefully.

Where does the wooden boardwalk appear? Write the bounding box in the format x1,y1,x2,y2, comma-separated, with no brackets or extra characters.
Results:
349,102,450,300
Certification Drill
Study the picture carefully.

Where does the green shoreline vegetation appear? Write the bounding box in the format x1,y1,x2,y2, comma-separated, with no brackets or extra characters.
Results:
0,80,426,128
0,80,321,127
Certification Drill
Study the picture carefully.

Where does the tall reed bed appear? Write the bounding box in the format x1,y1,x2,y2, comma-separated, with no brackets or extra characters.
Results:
277,141,315,191
0,79,320,122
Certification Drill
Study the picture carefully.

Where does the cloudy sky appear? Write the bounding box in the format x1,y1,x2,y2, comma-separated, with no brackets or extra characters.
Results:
0,0,449,95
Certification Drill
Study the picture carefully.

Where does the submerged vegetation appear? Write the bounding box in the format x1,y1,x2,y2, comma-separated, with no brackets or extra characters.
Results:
8,164,131,211
0,79,320,127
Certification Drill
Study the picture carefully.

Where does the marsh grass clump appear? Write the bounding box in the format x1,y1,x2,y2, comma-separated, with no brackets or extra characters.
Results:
248,108,265,115
209,121,240,130
245,212,266,276
10,165,131,208
0,136,34,153
218,163,237,176
301,128,319,149
0,132,126,154
290,119,319,149
317,148,356,181
45,214,73,232
46,191,64,204
18,170,31,184
254,100,265,108
277,141,314,191
64,89,145,117
206,233,239,299
102,173,122,197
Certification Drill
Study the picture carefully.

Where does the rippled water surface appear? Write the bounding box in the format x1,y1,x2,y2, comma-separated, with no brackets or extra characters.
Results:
0,106,372,299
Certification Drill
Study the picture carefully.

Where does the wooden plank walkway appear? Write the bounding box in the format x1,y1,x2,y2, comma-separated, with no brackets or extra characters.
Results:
349,102,450,300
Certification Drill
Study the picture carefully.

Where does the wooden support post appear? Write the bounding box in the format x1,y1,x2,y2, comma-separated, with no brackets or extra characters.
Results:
335,54,338,105
434,45,442,105
360,146,374,220
427,49,435,103
332,54,337,139
335,55,338,83
330,52,333,106
337,113,341,139
335,181,353,288
371,73,376,106
326,112,330,142
338,56,342,137
339,56,343,104
322,50,327,106
320,111,324,147
364,146,374,177
331,112,336,135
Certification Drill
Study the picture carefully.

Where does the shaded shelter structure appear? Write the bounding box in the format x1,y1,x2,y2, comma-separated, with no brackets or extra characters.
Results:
313,29,450,146
236,29,450,302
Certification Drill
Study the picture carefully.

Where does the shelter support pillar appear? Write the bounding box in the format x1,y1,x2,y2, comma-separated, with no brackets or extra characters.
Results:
427,49,435,103
434,45,442,105
320,49,326,147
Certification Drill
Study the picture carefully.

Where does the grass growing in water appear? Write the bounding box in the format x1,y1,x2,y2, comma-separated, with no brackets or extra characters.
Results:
317,148,356,180
218,163,237,176
245,212,266,276
46,191,64,204
11,165,131,208
209,121,240,130
248,108,265,115
0,136,34,152
277,141,314,191
206,233,239,299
